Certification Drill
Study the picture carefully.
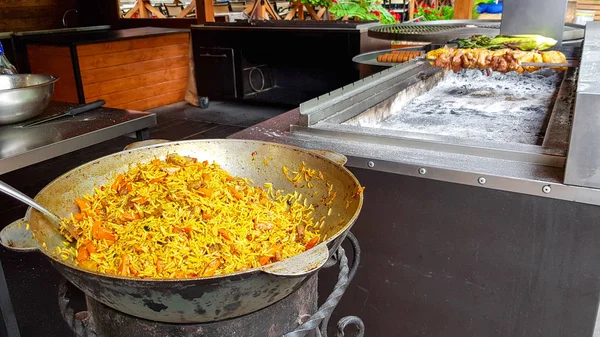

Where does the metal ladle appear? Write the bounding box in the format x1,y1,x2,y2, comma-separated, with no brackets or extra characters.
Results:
0,180,63,227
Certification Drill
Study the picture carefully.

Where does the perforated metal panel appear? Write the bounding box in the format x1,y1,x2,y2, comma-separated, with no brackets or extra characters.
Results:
368,20,583,43
368,20,501,42
372,24,468,35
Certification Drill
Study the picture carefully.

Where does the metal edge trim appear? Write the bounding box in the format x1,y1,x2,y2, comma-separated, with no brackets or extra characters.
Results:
345,155,600,207
541,66,577,152
564,22,600,188
231,48,238,99
0,114,157,176
396,20,502,25
13,25,111,37
319,66,441,126
304,121,566,159
190,25,367,32
290,125,566,168
299,60,430,124
70,45,85,104
0,75,59,92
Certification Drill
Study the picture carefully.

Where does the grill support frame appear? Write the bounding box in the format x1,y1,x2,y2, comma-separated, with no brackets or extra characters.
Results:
60,234,363,337
292,24,600,205
564,22,600,189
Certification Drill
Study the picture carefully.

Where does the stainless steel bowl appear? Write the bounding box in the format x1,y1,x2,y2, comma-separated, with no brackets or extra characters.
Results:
0,74,58,125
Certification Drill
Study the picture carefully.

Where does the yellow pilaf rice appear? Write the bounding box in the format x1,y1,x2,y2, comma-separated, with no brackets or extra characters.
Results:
57,154,321,279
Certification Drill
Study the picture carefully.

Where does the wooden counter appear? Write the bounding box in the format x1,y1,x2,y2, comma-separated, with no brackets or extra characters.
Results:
24,27,190,111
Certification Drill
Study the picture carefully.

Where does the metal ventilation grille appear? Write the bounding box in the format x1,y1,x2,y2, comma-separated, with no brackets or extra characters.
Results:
478,24,502,29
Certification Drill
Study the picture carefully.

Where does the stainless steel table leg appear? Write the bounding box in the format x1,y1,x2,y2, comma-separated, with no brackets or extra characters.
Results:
135,129,150,141
0,260,20,337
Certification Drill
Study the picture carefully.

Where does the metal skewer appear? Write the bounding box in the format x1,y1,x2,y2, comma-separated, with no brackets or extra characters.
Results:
415,55,579,69
520,60,580,68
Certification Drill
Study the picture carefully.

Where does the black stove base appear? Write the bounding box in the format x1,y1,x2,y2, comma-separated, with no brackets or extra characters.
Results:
60,234,363,337
62,277,317,337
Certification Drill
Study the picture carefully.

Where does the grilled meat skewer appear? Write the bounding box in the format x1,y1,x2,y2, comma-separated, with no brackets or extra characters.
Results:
377,51,424,64
425,47,568,73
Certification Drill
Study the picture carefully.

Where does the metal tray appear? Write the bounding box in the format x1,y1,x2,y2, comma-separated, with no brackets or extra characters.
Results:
352,44,443,67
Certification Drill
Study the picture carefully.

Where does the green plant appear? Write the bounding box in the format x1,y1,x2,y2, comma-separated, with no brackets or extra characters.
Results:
300,0,332,8
415,4,453,21
330,0,399,24
441,5,454,20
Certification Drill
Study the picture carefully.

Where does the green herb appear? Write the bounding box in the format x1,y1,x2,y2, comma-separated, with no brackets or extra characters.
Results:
456,34,557,51
144,225,150,231
330,0,399,24
456,35,493,48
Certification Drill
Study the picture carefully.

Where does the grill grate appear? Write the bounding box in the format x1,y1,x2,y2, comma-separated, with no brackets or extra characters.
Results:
368,21,583,43
478,24,502,29
374,24,468,35
367,20,503,42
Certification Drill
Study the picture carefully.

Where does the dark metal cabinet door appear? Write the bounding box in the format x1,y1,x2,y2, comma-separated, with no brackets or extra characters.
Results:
194,47,237,100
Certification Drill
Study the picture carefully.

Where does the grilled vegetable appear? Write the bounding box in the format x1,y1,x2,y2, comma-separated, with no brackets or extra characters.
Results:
490,35,557,51
456,34,557,51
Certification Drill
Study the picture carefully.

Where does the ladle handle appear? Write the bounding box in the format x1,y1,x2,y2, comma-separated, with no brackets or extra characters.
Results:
0,180,62,225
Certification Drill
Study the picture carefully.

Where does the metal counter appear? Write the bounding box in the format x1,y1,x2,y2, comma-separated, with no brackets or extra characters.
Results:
565,23,600,189
230,66,600,206
228,23,600,337
230,110,600,337
277,23,600,207
0,102,156,175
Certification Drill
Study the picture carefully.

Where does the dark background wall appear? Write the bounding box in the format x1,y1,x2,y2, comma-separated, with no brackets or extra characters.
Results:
0,0,192,33
0,0,80,32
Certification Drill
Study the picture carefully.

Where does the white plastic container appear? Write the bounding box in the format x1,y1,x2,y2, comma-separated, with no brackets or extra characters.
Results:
575,9,595,25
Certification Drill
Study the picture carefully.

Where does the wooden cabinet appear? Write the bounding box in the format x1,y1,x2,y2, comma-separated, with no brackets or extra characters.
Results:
25,27,190,111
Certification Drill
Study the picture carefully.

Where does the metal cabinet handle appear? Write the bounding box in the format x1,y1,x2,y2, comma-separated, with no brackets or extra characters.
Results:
200,54,227,58
62,9,78,27
199,53,228,58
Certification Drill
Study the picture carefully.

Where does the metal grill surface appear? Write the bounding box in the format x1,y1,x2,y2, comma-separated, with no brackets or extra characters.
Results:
344,69,565,145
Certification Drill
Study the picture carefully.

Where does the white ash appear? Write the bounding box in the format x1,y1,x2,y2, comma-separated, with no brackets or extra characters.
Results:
346,69,562,145
253,127,287,138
